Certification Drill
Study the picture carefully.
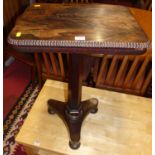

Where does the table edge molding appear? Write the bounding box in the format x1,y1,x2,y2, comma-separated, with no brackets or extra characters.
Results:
8,36,151,49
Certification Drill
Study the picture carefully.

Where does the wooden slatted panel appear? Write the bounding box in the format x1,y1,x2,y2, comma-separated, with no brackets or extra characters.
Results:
131,57,150,90
105,55,119,85
114,56,129,87
141,68,152,95
123,56,140,89
96,53,151,96
42,53,51,76
93,57,100,82
96,55,109,86
49,53,58,76
35,51,67,84
58,53,65,78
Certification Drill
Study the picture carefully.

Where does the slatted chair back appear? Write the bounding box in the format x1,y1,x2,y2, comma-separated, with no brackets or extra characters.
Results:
34,52,67,85
95,52,152,96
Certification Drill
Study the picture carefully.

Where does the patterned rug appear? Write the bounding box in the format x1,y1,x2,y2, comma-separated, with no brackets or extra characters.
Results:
3,82,40,155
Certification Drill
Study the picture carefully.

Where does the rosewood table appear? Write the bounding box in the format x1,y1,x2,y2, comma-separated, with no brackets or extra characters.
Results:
8,3,150,149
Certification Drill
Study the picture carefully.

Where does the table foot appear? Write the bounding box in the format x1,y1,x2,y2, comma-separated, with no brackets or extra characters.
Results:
69,141,80,149
47,98,98,149
48,107,56,114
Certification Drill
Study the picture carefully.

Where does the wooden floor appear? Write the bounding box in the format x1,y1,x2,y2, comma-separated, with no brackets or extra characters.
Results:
16,80,152,155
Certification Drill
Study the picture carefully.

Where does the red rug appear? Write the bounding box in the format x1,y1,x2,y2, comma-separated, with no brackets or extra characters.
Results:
3,82,40,155
3,60,31,119
3,60,36,155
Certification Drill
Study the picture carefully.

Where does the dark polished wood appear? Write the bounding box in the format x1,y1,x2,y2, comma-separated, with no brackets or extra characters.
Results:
8,4,149,50
9,4,147,42
8,44,147,55
8,3,150,149
48,54,98,149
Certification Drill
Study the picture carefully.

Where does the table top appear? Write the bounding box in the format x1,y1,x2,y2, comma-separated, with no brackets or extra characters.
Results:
16,79,152,155
8,3,150,52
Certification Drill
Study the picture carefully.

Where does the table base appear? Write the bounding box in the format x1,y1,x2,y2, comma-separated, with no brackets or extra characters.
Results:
47,98,98,149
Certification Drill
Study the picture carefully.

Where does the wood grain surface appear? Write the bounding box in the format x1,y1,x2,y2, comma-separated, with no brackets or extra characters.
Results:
8,3,150,49
16,79,152,155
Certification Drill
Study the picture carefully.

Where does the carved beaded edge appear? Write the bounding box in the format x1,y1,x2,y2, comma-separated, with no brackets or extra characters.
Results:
8,37,151,49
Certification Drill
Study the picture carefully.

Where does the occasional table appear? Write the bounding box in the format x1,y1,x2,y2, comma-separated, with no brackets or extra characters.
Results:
8,3,150,149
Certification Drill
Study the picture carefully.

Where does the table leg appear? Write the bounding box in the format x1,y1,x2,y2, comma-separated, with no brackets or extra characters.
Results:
48,54,98,149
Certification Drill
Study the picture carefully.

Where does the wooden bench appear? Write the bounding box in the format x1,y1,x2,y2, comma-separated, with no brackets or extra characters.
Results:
16,79,152,155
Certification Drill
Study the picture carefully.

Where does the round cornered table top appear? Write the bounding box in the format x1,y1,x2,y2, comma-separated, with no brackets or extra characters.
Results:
8,3,150,49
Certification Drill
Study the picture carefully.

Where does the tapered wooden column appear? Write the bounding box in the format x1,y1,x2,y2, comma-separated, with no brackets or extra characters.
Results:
68,54,83,110
48,53,98,149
